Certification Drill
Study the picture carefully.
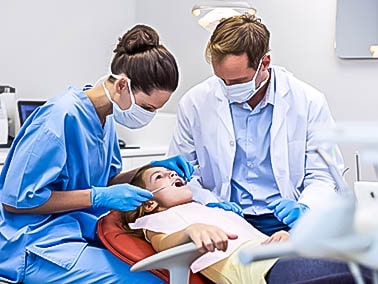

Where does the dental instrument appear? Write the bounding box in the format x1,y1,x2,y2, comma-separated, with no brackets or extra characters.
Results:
151,186,170,194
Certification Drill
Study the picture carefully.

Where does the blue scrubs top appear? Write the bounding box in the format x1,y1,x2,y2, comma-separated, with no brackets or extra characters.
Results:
0,86,122,282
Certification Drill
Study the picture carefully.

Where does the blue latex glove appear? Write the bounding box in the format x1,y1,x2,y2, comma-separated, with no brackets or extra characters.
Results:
267,198,309,228
91,183,153,211
206,201,244,217
150,155,194,182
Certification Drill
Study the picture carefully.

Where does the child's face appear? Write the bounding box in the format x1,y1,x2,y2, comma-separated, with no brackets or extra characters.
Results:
142,166,193,210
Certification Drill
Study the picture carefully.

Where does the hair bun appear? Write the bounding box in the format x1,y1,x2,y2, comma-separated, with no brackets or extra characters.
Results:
114,24,160,55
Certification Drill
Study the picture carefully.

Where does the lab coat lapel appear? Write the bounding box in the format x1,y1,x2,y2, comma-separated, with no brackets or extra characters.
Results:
214,89,236,201
214,89,234,137
270,66,290,142
270,71,294,198
270,92,289,142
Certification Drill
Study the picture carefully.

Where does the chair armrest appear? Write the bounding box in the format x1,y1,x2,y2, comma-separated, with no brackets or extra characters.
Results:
131,242,204,284
238,241,297,265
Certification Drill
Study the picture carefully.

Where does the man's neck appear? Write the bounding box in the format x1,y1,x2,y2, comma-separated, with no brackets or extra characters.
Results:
247,69,271,109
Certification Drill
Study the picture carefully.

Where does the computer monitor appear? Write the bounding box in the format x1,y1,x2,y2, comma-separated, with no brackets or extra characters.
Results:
17,100,46,126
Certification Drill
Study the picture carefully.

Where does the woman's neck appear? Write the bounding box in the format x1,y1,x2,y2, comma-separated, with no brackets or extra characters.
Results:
85,85,112,126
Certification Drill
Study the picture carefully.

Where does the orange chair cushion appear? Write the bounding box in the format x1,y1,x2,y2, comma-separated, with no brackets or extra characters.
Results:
97,210,211,284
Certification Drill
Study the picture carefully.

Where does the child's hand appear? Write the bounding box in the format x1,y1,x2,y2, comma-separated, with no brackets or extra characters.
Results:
185,223,238,253
261,230,290,245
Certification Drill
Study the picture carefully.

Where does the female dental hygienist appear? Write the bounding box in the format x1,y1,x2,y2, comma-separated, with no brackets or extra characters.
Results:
0,24,192,283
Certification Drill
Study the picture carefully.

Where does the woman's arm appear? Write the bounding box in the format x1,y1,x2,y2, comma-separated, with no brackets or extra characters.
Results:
147,223,238,253
108,168,140,185
2,189,92,214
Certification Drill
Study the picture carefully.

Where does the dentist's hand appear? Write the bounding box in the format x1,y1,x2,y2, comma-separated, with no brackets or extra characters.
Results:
91,184,153,211
150,155,194,182
267,198,308,228
206,201,244,217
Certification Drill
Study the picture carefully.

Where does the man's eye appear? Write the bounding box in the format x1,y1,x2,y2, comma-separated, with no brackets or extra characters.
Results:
142,106,155,112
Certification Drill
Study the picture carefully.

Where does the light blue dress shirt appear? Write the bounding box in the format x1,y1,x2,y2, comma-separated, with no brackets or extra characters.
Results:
230,71,281,215
0,87,122,282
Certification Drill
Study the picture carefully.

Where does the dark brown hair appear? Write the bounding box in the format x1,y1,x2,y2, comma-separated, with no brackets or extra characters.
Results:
110,24,179,96
206,14,270,69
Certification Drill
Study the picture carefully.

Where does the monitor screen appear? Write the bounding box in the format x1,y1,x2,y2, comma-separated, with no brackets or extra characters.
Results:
17,100,46,126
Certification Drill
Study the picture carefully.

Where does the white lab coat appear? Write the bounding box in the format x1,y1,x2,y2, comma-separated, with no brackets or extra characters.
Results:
169,66,344,210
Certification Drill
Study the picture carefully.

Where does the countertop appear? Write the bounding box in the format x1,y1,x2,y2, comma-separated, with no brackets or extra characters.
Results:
0,146,168,165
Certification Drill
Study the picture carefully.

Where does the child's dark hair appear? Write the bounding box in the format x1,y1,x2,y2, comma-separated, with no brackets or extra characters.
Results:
119,164,154,239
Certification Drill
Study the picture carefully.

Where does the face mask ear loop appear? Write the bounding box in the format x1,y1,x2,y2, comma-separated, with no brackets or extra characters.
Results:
102,81,113,103
94,73,123,89
252,59,263,85
94,74,109,87
126,78,136,105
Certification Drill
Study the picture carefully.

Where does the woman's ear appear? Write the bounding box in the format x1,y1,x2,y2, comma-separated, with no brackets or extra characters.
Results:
143,200,159,213
113,75,132,109
114,76,128,93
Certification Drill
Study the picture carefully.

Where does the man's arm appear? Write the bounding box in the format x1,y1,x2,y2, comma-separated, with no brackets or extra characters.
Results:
299,91,344,209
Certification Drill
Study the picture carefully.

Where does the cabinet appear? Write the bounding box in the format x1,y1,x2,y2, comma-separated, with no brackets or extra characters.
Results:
120,147,167,171
122,155,165,171
0,147,167,176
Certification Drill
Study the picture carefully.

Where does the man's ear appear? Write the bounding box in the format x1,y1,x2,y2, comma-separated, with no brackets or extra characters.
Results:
261,54,271,70
143,200,159,213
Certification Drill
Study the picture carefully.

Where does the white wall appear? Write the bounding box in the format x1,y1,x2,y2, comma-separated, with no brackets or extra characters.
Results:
252,0,378,183
134,0,378,184
1,0,378,184
0,0,136,101
134,0,213,113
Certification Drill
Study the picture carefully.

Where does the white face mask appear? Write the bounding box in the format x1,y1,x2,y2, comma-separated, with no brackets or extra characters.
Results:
102,76,156,129
219,59,268,103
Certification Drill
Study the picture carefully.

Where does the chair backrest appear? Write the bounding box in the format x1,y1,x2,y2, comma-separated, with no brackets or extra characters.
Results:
97,210,211,284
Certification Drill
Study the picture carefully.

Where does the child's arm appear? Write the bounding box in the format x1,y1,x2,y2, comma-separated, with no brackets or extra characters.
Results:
261,230,290,244
147,223,238,253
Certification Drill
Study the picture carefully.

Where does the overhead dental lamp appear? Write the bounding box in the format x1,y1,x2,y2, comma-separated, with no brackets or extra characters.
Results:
370,45,378,58
192,1,256,32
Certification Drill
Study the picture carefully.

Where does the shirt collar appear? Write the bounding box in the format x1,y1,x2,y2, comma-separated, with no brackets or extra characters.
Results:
261,68,276,107
237,68,276,110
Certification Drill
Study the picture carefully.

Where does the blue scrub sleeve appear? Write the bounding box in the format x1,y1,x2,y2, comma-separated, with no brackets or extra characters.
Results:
1,127,66,208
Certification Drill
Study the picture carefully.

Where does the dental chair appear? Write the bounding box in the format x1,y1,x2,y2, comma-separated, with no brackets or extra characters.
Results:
98,167,212,284
96,209,212,284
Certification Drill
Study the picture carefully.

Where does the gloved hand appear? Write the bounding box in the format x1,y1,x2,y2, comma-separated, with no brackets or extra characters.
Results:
91,183,153,211
267,198,309,228
150,155,194,182
206,201,244,217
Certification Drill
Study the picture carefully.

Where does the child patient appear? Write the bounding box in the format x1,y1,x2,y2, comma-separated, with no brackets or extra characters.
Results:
120,164,289,284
